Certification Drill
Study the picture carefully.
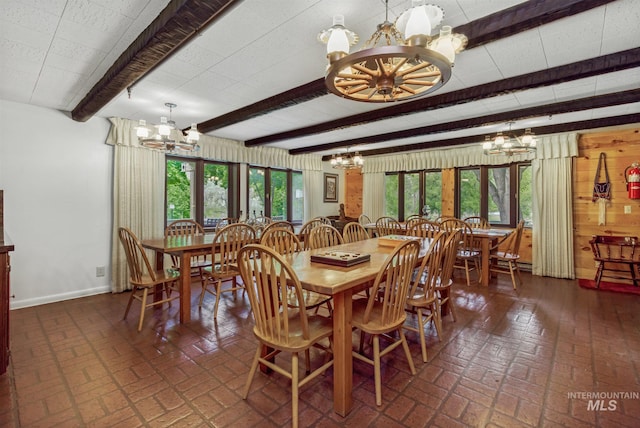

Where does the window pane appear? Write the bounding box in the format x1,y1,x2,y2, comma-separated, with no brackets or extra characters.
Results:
292,172,304,222
424,171,441,218
270,170,287,221
166,159,195,224
385,174,399,218
249,167,266,218
203,163,229,227
403,173,420,217
488,167,510,224
519,164,533,227
459,169,480,218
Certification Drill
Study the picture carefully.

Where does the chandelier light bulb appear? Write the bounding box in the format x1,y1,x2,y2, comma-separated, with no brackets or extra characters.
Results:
404,1,431,45
431,25,455,64
186,123,200,142
158,116,171,137
494,133,505,146
136,119,150,138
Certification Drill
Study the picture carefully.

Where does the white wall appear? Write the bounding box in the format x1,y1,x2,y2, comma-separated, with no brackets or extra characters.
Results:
315,163,344,218
0,100,113,309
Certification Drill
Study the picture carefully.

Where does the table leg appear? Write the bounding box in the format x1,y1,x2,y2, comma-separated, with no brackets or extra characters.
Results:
332,290,353,416
480,237,490,287
153,250,165,302
179,252,192,323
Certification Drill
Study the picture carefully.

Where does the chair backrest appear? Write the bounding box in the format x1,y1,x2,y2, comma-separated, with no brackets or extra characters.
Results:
299,218,327,248
237,244,312,346
313,216,332,225
342,222,370,243
308,224,344,250
360,240,421,326
262,220,295,234
358,214,372,226
406,219,440,239
118,227,157,284
439,229,462,287
405,215,428,229
165,219,204,237
410,230,447,299
212,223,256,273
440,218,475,250
375,216,402,236
463,216,489,229
260,227,302,255
495,220,525,255
214,217,237,231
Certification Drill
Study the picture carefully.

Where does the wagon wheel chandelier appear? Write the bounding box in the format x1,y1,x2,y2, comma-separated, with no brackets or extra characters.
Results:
318,0,467,103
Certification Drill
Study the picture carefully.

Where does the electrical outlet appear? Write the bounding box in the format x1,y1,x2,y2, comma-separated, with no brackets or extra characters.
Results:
624,205,631,214
96,266,106,277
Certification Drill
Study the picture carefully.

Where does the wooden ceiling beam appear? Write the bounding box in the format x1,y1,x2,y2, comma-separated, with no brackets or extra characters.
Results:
291,88,640,155
320,113,640,160
199,0,618,136
71,0,240,122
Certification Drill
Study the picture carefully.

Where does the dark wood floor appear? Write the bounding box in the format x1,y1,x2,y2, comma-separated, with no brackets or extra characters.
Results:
1,272,639,427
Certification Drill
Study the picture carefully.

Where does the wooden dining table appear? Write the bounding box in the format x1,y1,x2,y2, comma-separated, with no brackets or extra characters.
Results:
282,237,431,417
141,233,216,323
471,228,511,286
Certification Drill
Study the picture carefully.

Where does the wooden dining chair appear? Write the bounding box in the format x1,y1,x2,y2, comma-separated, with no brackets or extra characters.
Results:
308,224,344,250
352,239,420,406
342,221,370,243
440,218,481,286
435,229,463,324
118,227,180,331
404,230,447,362
164,219,211,282
463,216,490,229
214,217,237,231
358,213,372,226
489,220,525,289
261,220,295,235
200,223,256,319
406,219,440,238
375,216,402,237
237,244,334,428
298,218,327,249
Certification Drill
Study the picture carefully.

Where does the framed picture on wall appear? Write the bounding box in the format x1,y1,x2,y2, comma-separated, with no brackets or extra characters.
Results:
323,173,338,203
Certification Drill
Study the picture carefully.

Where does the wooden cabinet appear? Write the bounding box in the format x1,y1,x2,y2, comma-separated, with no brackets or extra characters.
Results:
0,241,12,375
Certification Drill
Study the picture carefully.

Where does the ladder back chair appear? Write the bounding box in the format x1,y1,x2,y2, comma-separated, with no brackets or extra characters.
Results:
352,239,420,406
308,224,344,250
262,220,295,235
463,216,490,229
118,227,180,331
200,223,256,319
405,230,447,362
237,244,333,428
342,221,370,243
489,220,525,289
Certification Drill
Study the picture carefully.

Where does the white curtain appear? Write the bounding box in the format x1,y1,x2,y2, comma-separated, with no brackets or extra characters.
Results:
363,172,385,221
361,132,578,278
106,118,165,292
303,170,324,220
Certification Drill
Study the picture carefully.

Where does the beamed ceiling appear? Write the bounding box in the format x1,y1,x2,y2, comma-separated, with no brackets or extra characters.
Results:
1,0,639,161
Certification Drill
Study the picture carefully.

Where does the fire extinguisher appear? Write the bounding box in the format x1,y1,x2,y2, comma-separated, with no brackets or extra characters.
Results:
625,161,640,199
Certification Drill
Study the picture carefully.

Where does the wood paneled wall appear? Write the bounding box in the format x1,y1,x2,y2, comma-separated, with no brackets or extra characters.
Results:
344,169,363,218
574,126,640,281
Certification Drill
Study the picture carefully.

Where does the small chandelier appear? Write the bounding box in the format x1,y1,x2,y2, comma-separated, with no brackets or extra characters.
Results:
330,150,364,169
318,0,466,102
136,103,200,152
483,122,537,156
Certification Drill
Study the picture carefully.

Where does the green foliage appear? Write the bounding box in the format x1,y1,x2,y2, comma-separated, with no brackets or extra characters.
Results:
385,174,399,218
424,171,442,217
166,160,193,220
459,169,480,218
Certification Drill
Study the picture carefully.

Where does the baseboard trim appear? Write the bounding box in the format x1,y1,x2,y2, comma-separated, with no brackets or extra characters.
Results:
10,286,112,310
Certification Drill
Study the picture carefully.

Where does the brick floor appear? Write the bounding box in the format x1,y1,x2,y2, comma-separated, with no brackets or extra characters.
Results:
1,273,639,427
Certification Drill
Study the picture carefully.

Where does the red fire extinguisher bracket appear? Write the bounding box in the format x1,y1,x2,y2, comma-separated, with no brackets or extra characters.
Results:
625,161,640,200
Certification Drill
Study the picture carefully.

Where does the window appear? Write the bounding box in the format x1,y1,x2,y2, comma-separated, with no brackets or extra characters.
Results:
166,157,237,229
456,162,531,228
385,170,442,220
247,166,303,223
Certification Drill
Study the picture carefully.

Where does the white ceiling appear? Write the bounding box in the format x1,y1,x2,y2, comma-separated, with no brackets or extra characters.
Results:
1,0,639,158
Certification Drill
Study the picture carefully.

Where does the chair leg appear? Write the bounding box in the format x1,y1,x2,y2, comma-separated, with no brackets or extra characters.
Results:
243,346,262,399
291,353,299,428
138,288,148,331
123,288,136,320
509,262,518,290
198,280,207,308
464,260,472,286
432,302,443,341
416,308,428,363
514,261,523,287
399,329,416,375
372,335,382,406
213,280,222,319
304,349,311,375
